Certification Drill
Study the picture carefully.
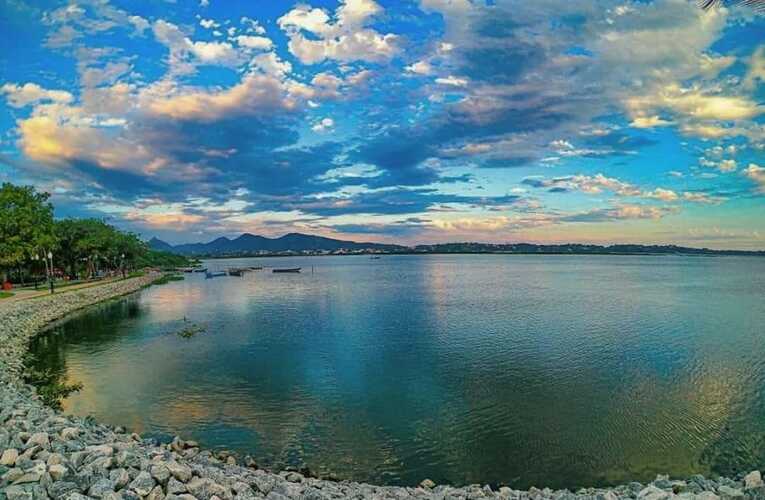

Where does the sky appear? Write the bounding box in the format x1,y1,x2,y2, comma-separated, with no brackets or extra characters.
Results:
0,0,764,248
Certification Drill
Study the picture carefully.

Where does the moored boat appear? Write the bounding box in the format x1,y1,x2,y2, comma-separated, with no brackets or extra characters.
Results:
193,267,208,273
228,268,244,276
273,267,301,273
205,271,227,279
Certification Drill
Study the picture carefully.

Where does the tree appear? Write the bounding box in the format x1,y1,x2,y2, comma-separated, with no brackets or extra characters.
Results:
0,183,56,283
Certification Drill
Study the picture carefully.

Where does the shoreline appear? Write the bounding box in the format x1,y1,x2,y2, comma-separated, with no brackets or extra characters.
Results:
1,275,763,499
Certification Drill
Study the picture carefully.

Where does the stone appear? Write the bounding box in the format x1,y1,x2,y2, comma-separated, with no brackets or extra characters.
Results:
696,493,720,500
110,467,130,489
186,477,228,500
5,485,33,500
49,463,69,481
12,471,43,484
60,427,80,440
151,462,171,485
745,471,764,490
420,479,436,489
65,494,93,500
89,477,116,498
47,480,81,499
47,453,64,466
637,485,669,500
167,477,188,495
166,460,193,483
129,471,156,497
146,485,166,500
26,432,50,449
1,447,19,466
718,485,744,498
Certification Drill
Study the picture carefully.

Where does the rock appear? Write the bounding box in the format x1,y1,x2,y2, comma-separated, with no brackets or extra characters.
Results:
696,493,720,500
284,471,303,483
166,460,193,483
26,432,50,449
49,463,69,481
60,427,80,440
420,479,436,489
186,477,228,500
167,477,188,495
146,485,166,500
47,480,80,499
745,471,764,489
637,485,668,500
89,477,115,498
151,463,171,485
65,494,93,500
47,453,64,466
12,470,43,484
110,467,130,489
1,447,19,466
129,471,156,497
4,485,33,500
717,485,744,498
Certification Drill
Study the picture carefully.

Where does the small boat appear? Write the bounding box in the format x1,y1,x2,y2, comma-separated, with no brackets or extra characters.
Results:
228,269,244,277
193,268,208,273
370,256,381,260
273,267,301,273
249,266,263,271
181,267,195,273
205,271,227,279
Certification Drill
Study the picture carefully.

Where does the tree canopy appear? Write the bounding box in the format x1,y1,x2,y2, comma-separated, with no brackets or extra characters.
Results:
1,183,191,283
0,183,56,275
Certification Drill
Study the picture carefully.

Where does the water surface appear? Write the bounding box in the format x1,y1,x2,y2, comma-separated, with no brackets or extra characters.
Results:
28,255,765,489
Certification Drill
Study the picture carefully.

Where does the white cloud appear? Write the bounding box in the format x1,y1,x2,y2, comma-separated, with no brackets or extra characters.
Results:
405,60,433,75
236,35,273,51
312,117,335,132
199,18,219,29
278,0,399,64
744,45,765,90
630,115,673,129
743,163,765,192
435,75,468,87
1,82,74,108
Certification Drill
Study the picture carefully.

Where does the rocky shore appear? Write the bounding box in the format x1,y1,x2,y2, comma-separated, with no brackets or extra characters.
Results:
1,275,764,500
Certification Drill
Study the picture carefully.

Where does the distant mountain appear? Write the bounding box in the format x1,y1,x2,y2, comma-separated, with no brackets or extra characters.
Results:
148,237,175,253
148,232,404,256
148,235,765,258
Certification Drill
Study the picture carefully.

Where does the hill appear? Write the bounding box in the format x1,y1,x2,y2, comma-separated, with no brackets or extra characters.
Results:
149,232,403,256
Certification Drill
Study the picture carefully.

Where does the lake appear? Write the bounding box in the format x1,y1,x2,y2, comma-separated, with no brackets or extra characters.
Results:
27,254,765,490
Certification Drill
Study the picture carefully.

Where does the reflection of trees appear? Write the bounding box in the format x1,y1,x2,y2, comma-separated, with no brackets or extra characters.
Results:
24,296,144,408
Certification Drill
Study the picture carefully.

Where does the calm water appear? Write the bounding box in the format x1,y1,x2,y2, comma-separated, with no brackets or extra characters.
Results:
28,255,765,489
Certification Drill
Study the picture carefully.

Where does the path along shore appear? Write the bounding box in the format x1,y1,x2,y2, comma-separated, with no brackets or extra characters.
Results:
1,274,763,500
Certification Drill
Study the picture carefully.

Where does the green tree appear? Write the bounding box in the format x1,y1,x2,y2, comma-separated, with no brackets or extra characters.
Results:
0,183,56,283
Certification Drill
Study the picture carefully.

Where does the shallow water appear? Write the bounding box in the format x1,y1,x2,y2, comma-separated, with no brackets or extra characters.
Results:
28,254,765,489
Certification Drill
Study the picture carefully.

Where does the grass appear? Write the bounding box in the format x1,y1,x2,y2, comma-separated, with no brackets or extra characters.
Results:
175,318,206,338
0,291,13,299
152,273,185,285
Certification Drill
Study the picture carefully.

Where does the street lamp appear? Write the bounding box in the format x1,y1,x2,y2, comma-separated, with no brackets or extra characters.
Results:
120,253,126,278
47,251,54,294
32,254,39,290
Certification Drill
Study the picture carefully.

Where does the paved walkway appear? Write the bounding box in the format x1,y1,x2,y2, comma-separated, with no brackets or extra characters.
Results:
1,276,126,302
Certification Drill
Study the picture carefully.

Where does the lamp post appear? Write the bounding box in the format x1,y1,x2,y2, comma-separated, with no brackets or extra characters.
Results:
47,251,54,294
120,253,126,279
33,254,39,290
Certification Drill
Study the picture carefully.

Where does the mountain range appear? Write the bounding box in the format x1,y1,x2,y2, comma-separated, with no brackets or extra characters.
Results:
149,233,765,257
148,233,403,256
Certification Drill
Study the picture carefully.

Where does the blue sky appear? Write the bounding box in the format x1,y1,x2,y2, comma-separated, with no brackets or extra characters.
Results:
1,0,763,248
